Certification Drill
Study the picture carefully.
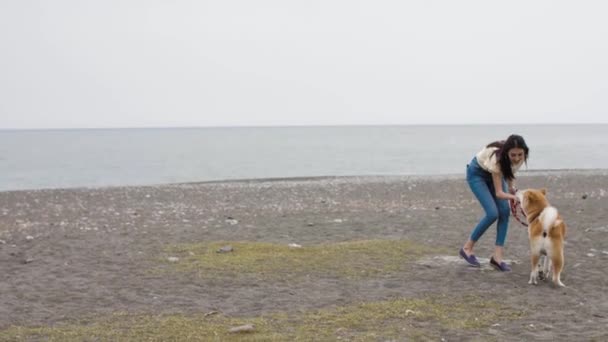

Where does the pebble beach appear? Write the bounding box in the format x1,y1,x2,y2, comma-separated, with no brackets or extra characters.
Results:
1,171,607,340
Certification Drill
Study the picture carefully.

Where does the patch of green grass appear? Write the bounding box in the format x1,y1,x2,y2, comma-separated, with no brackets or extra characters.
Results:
161,239,447,279
0,295,525,341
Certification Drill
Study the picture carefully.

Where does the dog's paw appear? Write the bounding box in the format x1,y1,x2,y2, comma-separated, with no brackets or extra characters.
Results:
529,272,539,285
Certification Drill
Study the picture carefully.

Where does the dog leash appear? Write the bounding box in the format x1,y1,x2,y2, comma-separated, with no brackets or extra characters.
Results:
509,197,528,227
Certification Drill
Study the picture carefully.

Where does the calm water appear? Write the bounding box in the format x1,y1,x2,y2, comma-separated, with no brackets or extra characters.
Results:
1,125,607,191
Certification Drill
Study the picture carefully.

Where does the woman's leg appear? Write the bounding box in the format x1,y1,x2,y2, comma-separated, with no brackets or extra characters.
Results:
493,179,511,262
463,161,499,255
468,174,499,243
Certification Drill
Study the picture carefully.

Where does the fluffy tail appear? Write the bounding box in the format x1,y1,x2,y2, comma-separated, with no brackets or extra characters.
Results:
541,207,559,234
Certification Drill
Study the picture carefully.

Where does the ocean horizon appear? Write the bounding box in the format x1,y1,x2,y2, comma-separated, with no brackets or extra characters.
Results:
1,124,607,191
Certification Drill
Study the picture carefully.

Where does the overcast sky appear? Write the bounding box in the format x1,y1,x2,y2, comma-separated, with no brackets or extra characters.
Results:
1,1,607,129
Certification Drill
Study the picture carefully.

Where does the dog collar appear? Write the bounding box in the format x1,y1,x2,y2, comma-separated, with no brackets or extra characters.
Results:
526,211,541,224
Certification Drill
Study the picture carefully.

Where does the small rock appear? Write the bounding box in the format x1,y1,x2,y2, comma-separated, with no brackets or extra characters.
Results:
306,222,315,227
225,217,238,225
167,257,180,262
587,253,595,257
288,243,302,248
435,206,440,210
582,194,588,199
0,239,6,244
204,311,218,317
228,324,254,333
217,245,234,253
22,258,35,264
26,235,34,241
333,219,343,223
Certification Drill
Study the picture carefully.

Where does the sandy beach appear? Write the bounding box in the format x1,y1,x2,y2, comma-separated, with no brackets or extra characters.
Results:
1,171,607,341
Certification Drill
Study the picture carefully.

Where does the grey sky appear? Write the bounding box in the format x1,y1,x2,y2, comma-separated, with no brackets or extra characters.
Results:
1,1,607,129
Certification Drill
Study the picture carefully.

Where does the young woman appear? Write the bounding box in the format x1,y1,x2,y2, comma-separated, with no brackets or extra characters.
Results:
459,134,529,271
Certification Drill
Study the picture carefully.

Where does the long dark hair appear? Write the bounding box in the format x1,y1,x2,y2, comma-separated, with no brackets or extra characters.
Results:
487,134,529,181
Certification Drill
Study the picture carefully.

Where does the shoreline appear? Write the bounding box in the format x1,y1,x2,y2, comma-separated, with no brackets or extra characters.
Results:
2,168,608,193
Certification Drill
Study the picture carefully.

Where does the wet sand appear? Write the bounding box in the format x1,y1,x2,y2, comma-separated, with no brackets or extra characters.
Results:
1,171,607,340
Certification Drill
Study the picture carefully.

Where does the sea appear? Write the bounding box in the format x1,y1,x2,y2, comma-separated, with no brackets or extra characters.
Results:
1,124,607,192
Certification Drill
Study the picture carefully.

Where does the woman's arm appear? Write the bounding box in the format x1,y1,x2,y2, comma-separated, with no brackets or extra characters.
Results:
507,179,516,194
492,172,518,201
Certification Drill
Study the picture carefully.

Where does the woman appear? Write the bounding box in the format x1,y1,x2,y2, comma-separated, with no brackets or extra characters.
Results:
459,134,529,271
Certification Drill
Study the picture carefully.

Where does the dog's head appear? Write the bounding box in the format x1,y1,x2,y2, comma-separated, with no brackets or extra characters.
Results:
515,188,549,217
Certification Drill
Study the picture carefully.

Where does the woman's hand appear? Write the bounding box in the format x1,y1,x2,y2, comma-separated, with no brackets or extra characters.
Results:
509,186,520,202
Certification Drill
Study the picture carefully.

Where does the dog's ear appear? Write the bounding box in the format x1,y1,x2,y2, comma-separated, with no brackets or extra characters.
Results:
540,188,547,195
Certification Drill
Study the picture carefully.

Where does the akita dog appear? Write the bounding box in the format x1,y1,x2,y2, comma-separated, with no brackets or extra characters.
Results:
515,188,567,287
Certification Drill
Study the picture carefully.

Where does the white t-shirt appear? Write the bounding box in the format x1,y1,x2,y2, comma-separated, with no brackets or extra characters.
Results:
476,146,523,174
